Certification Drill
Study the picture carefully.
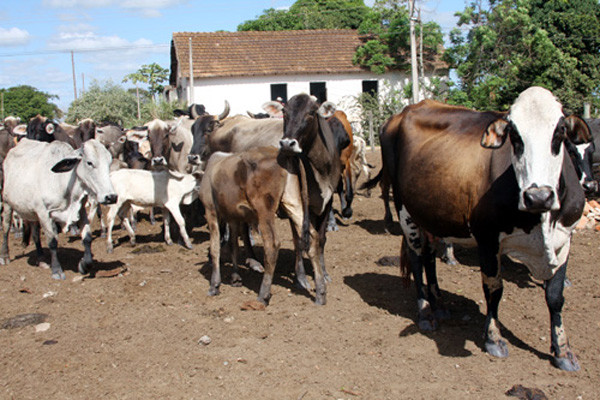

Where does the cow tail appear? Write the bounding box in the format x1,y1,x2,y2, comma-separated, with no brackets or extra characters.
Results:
400,236,412,288
297,156,311,251
360,167,382,191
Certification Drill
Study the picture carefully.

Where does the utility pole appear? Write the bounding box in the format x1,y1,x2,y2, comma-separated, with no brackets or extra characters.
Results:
81,73,85,95
409,0,419,104
1,91,4,120
71,51,77,100
188,37,195,105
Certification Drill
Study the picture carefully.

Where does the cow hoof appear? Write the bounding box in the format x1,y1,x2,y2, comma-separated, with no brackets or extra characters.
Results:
341,207,353,219
0,257,9,265
295,276,312,291
130,239,137,247
441,256,458,266
485,339,509,358
106,246,114,254
314,293,326,306
208,287,220,296
418,318,438,331
246,258,264,273
77,260,88,275
326,224,339,232
51,271,66,280
434,308,451,320
564,277,572,288
184,242,193,250
553,353,580,371
324,273,332,284
231,273,242,287
165,240,173,246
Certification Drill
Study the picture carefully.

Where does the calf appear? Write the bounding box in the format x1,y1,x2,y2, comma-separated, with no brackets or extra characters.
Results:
0,139,116,279
105,168,199,253
199,147,307,304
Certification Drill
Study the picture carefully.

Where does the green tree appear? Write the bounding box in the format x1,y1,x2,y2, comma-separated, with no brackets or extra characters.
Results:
238,0,369,31
445,0,600,112
354,1,444,74
123,63,169,103
65,80,139,127
0,85,61,121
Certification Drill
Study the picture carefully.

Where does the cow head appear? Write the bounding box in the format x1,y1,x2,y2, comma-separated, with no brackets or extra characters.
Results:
565,139,598,194
77,118,97,143
51,139,117,205
146,119,172,168
482,86,592,212
27,115,63,143
187,101,230,166
280,94,335,154
174,103,207,119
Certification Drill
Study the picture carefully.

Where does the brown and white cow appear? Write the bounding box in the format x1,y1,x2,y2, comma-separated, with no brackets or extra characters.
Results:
381,87,588,371
60,119,97,149
199,146,308,304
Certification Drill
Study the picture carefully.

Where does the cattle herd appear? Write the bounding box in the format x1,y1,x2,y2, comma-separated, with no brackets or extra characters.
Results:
0,87,597,373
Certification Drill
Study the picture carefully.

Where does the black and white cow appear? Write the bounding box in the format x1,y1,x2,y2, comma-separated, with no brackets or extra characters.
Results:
382,87,589,371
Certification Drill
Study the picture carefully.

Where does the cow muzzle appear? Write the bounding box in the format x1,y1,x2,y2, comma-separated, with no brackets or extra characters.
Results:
522,184,555,212
152,156,167,167
583,179,598,195
188,154,201,165
279,138,302,154
102,194,118,205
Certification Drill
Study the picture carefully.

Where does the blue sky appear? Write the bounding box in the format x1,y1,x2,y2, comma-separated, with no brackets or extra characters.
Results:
0,0,467,113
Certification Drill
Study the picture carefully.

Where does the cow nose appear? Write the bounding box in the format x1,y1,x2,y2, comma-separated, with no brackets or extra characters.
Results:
152,156,167,166
279,138,302,154
523,185,555,212
188,154,201,165
583,180,598,194
103,194,118,205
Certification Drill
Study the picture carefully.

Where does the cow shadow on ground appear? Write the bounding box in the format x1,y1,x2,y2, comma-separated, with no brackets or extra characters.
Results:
21,248,124,275
344,271,551,363
196,247,316,303
355,218,396,235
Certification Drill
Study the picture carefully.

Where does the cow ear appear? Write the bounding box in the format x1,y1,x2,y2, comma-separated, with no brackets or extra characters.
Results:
318,102,336,118
118,136,126,144
51,156,81,173
564,115,592,145
481,119,509,149
45,123,55,135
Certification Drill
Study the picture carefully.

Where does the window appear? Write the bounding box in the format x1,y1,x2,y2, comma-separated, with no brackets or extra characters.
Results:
310,82,327,103
271,84,287,103
362,80,378,97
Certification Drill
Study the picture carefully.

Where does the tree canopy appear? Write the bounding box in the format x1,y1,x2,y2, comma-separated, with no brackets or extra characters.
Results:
0,85,61,121
123,63,169,101
238,0,369,31
444,0,600,113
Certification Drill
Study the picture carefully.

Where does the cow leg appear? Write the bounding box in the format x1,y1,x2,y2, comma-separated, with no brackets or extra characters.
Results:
228,223,243,287
78,220,93,275
546,260,579,371
30,222,44,263
257,219,280,305
0,205,12,265
326,208,339,232
381,178,394,233
439,240,458,266
423,243,449,320
165,202,192,249
207,210,222,296
105,203,121,253
341,165,353,219
38,218,64,280
307,222,327,305
162,207,173,246
242,224,263,273
399,206,437,330
318,201,333,284
289,219,311,291
478,239,508,358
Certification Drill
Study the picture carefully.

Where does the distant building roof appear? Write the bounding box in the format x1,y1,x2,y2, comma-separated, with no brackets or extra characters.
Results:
170,29,448,85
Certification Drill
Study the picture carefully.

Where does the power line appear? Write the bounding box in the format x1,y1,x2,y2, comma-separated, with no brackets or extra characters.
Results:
0,43,170,58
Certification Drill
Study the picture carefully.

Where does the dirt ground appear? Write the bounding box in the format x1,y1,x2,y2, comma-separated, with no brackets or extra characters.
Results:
0,149,599,400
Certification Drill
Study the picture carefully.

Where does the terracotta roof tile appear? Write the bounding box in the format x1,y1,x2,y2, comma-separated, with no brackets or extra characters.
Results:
172,30,366,79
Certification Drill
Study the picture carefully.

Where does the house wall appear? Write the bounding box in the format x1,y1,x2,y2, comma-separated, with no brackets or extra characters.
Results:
175,71,446,136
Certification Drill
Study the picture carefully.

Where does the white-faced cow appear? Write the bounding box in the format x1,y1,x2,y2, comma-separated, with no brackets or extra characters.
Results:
0,138,117,279
382,87,589,371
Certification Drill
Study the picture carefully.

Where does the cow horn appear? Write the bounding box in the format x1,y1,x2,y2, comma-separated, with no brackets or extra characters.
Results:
217,100,230,121
169,117,184,134
247,111,256,118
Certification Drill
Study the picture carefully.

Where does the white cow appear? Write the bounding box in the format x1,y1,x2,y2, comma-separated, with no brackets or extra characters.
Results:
0,138,117,279
105,168,200,253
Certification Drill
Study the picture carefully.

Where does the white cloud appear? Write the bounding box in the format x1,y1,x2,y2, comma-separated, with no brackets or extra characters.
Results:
0,27,31,46
43,0,187,18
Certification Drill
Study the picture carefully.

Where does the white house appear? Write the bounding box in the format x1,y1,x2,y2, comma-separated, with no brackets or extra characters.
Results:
168,29,448,128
